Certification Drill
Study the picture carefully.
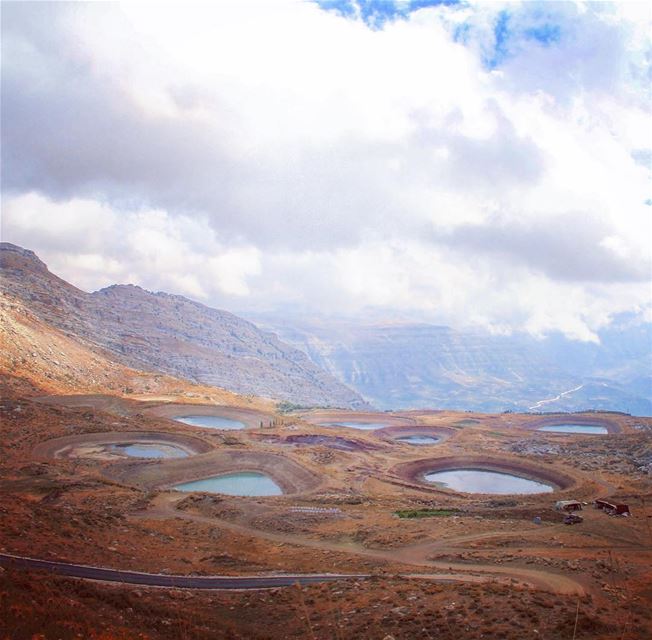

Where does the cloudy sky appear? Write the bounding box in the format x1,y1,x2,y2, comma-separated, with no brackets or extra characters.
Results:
2,0,651,341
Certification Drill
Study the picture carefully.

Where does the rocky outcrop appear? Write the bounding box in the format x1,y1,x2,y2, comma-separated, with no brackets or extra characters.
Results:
0,243,367,408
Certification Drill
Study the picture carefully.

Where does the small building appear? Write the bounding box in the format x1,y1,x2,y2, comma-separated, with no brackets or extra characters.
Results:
595,499,631,515
555,500,583,512
612,504,631,515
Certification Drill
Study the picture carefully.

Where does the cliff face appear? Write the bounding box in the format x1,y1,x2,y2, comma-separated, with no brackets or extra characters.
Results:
0,243,367,408
253,317,652,415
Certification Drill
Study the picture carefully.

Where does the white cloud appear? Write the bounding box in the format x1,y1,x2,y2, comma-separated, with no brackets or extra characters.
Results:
1,1,650,341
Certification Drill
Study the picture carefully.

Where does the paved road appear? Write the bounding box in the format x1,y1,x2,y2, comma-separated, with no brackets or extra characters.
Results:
136,494,587,596
0,553,366,590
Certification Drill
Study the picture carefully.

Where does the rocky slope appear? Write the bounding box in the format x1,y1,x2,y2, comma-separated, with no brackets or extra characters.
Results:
0,290,269,410
0,243,366,408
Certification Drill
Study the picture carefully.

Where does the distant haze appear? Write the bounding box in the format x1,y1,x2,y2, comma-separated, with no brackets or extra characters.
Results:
2,1,651,344
249,313,652,415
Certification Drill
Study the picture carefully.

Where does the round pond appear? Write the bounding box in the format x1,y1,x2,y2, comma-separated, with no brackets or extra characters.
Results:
322,421,390,431
396,435,441,445
110,443,189,459
174,415,246,430
537,424,608,435
424,468,554,494
173,472,283,496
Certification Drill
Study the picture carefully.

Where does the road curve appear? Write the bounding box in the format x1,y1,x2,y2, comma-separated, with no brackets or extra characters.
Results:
0,553,365,590
135,494,586,596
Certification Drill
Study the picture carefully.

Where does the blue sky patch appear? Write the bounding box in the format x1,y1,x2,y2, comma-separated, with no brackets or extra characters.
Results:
486,10,511,69
524,23,561,46
314,0,460,30
315,2,567,71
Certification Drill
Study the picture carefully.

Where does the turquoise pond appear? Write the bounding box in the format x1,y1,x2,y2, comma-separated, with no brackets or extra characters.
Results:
110,444,188,459
322,421,390,430
396,435,441,445
173,472,283,496
175,415,246,430
424,469,554,494
537,424,608,435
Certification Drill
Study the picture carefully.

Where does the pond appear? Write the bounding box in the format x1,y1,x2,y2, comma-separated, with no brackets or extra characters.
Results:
396,435,441,445
322,421,390,430
537,424,608,435
110,443,188,459
174,415,246,430
173,471,283,496
424,468,554,494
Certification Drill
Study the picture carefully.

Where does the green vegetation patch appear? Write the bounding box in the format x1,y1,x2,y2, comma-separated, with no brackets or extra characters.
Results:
394,508,461,519
276,401,311,414
276,401,333,414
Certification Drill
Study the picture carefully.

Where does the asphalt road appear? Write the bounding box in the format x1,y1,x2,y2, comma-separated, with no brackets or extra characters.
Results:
0,553,366,590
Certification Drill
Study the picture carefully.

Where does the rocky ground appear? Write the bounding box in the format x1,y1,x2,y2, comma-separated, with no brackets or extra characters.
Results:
1,372,652,639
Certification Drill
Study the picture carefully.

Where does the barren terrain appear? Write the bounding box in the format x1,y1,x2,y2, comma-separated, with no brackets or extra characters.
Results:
2,370,651,639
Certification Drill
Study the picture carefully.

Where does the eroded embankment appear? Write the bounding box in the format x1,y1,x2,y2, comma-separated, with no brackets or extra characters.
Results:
145,403,270,429
32,431,213,459
392,455,577,493
106,450,322,496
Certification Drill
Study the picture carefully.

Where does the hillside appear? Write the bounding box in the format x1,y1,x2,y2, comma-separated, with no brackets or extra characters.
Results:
0,290,276,411
0,243,367,408
250,316,652,415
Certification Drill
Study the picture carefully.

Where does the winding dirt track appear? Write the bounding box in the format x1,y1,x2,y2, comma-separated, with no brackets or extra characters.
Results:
130,494,587,596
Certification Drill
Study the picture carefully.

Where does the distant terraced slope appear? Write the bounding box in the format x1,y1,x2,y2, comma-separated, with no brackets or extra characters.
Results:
0,243,367,409
252,316,652,415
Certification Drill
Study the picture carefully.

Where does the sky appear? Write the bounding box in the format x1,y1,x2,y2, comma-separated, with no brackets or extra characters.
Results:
2,0,651,342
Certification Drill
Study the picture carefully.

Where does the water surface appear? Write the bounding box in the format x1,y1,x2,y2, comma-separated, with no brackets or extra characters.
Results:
175,415,246,430
111,444,188,459
397,435,441,445
322,421,389,430
424,468,553,494
537,424,608,435
174,471,282,496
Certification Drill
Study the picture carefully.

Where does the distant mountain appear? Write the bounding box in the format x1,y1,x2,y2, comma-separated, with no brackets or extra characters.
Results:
248,316,652,416
0,243,367,409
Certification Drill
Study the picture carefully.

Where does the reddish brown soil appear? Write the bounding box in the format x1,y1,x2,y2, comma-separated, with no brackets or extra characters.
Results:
1,375,651,639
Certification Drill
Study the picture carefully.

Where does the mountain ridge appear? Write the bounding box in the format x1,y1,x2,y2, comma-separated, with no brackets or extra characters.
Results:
248,315,652,415
0,242,368,409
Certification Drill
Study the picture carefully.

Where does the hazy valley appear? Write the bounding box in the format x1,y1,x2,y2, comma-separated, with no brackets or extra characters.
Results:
250,315,652,415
